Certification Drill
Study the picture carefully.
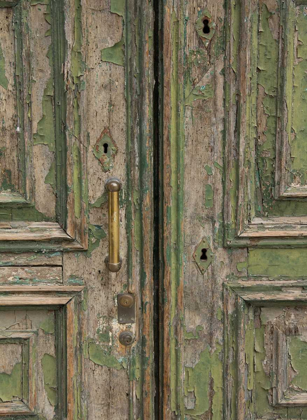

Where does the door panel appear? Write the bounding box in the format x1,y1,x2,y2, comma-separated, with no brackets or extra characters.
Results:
0,0,154,418
0,0,86,250
225,0,307,246
160,0,307,419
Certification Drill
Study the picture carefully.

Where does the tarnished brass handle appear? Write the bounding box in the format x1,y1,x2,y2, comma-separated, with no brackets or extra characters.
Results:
105,178,122,272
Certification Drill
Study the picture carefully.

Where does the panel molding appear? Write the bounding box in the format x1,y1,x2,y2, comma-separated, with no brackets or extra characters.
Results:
0,0,88,251
0,286,84,418
0,332,35,415
224,280,307,418
224,0,307,247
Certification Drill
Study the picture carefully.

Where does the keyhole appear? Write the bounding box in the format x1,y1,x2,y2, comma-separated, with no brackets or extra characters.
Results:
200,248,208,261
103,143,109,154
203,19,210,34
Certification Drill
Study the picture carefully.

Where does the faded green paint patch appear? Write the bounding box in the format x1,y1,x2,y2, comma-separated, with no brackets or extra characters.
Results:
254,327,273,417
214,161,223,172
204,165,212,175
97,326,111,343
33,8,55,152
41,354,57,406
88,342,122,370
184,344,222,417
39,313,55,334
185,83,214,107
237,260,248,273
1,169,14,191
89,192,107,209
289,336,307,391
101,38,124,66
205,184,213,208
248,249,307,278
289,7,307,186
0,362,22,402
73,143,82,218
81,287,88,312
110,0,125,16
71,0,85,85
67,275,84,285
0,43,8,89
87,224,107,256
45,160,55,189
184,325,203,340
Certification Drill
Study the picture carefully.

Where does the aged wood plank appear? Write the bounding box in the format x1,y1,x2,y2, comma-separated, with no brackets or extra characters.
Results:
0,267,62,283
0,252,62,266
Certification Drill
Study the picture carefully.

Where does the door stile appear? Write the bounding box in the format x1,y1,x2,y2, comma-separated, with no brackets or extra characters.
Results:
125,1,155,418
161,1,186,418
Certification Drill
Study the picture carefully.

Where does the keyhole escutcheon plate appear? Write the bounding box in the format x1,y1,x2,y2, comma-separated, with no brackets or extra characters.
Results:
195,9,216,45
193,238,213,274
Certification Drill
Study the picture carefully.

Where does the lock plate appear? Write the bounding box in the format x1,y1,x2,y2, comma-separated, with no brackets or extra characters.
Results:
117,293,135,324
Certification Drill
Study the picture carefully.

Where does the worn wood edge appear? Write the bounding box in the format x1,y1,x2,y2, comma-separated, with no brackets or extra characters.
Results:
0,401,32,415
125,0,155,418
0,286,84,292
0,222,86,251
225,280,307,302
161,2,185,418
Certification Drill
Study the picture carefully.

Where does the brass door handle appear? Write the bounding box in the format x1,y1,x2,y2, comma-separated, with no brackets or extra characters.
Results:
105,178,122,272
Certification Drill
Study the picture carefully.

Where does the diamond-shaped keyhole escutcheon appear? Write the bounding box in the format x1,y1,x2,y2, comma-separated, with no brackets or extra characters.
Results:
93,127,118,172
195,9,216,46
193,239,213,274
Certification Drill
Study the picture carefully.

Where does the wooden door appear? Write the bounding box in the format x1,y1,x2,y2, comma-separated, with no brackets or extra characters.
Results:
158,0,307,419
0,0,155,418
1,0,306,419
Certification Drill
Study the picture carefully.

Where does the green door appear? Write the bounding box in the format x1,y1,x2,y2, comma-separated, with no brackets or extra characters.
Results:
156,0,307,419
0,0,155,417
0,0,306,418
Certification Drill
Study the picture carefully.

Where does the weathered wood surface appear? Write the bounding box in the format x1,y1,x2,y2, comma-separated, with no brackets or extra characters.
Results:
0,0,154,418
160,0,247,418
2,0,307,417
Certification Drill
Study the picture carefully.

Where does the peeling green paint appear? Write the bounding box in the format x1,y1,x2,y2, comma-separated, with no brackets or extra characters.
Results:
33,22,55,152
88,342,122,370
102,38,124,66
45,160,55,189
254,327,272,417
185,83,214,107
67,275,84,285
89,192,107,209
111,0,125,17
204,165,212,175
205,184,213,208
184,344,222,417
87,224,107,256
97,326,111,343
1,169,14,191
213,161,222,172
41,354,57,406
289,7,307,186
237,260,247,273
184,325,203,340
248,249,307,278
39,313,55,334
73,143,82,218
0,362,22,402
289,336,307,391
0,42,8,89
